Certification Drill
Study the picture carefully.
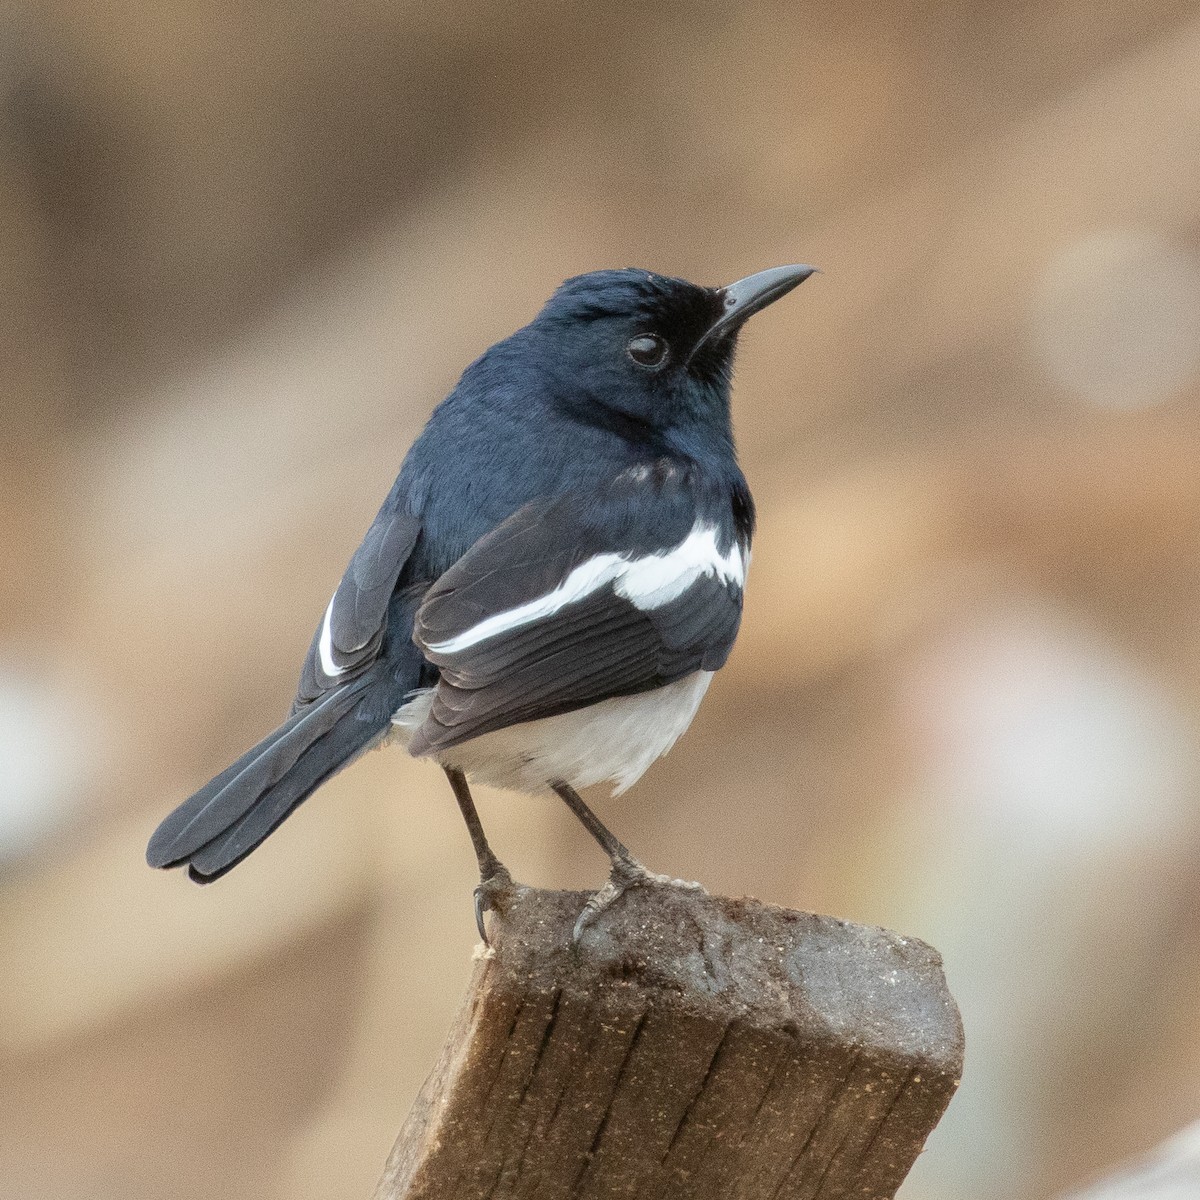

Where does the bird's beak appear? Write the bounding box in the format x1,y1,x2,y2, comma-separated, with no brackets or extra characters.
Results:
690,263,817,362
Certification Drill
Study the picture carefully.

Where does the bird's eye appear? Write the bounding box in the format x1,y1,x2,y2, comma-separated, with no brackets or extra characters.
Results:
627,333,669,368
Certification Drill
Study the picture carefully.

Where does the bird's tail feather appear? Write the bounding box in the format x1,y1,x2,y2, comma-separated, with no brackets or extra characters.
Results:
146,678,387,881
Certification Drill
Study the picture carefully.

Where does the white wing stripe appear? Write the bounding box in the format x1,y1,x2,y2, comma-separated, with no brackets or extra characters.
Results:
617,524,744,609
426,523,744,656
318,595,346,678
428,554,627,654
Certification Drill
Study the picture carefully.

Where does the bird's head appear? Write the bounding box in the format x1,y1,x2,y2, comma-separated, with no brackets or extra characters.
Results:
524,264,815,453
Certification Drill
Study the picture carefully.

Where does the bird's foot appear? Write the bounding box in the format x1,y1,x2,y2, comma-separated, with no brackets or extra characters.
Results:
474,862,516,945
572,856,706,943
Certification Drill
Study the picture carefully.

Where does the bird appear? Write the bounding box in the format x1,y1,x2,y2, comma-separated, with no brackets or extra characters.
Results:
146,263,815,941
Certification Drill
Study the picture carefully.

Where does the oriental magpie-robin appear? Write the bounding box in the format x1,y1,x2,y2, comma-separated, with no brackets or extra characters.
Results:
147,264,814,939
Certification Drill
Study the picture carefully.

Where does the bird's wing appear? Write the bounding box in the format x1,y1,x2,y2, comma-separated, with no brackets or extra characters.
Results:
293,506,421,708
409,468,747,754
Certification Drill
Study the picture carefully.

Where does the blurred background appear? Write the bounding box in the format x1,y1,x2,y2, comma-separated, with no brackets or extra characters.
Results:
2,2,1199,1197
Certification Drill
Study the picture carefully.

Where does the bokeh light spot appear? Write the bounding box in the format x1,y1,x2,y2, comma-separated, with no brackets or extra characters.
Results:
1031,229,1200,410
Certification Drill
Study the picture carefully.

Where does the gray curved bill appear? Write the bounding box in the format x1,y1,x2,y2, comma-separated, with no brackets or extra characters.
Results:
691,263,817,360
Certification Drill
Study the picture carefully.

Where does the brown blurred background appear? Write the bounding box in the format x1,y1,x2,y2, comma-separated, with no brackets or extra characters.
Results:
2,2,1200,1197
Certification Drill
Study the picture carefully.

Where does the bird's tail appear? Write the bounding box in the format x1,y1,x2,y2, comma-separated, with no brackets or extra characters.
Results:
146,678,387,882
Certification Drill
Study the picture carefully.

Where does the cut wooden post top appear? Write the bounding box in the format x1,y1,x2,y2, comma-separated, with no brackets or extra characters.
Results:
377,885,964,1200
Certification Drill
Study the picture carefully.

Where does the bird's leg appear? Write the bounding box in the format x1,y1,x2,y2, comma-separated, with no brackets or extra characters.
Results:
552,781,702,941
444,767,513,943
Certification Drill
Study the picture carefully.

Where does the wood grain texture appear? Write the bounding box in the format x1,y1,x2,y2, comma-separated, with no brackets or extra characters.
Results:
375,885,963,1200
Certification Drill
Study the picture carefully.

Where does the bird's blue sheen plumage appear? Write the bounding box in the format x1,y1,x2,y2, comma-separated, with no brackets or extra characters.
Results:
146,264,808,882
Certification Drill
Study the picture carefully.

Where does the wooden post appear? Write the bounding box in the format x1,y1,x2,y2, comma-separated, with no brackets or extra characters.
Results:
375,884,963,1200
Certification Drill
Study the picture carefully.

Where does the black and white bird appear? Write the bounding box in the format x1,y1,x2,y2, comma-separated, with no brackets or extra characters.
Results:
146,263,814,939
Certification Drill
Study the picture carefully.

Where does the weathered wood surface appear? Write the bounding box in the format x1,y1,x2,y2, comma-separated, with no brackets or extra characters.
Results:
375,885,963,1200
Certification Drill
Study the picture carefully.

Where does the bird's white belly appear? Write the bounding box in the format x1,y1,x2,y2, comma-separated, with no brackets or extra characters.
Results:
390,671,713,795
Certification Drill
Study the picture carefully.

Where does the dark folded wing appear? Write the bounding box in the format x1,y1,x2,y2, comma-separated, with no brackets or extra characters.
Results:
293,506,421,709
409,475,747,754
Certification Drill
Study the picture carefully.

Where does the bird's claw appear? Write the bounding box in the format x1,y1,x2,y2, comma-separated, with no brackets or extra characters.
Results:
473,865,515,944
572,857,705,943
